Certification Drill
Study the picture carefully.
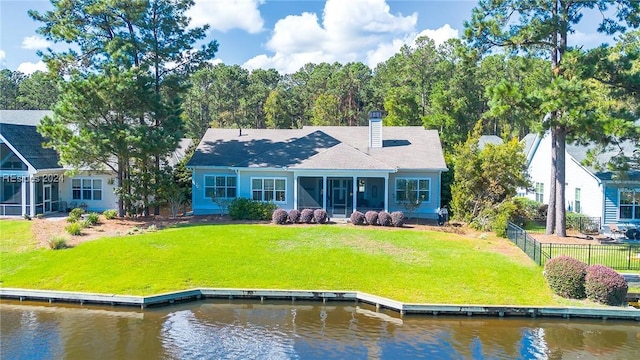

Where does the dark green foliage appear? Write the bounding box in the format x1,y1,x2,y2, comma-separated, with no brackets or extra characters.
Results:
272,209,288,225
512,197,542,226
228,198,276,221
288,209,301,224
364,211,378,226
350,211,366,226
313,209,328,224
300,209,314,224
103,209,118,220
377,211,392,227
390,211,405,227
544,256,587,299
585,265,628,306
475,200,516,237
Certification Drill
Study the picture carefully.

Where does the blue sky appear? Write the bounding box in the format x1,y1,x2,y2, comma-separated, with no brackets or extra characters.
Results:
0,0,618,75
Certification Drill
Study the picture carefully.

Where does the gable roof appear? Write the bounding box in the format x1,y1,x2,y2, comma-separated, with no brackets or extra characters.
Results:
0,110,61,171
566,140,640,181
188,126,447,171
478,135,503,149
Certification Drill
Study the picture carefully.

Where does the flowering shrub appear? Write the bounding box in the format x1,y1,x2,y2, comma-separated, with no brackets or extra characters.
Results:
584,265,628,306
272,209,289,224
390,211,405,227
288,209,301,224
364,211,378,225
313,209,328,224
300,209,315,224
377,211,392,227
544,256,587,299
350,211,366,225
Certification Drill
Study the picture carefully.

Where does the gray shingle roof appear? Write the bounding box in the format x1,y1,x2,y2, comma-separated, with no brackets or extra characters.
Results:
188,126,448,171
0,110,53,126
478,135,503,149
567,140,640,181
0,123,61,170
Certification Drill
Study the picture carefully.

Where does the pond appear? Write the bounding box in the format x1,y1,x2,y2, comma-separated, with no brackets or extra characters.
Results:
1,299,639,359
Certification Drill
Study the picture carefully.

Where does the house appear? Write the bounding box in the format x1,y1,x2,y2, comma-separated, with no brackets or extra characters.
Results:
187,112,448,219
0,110,118,216
523,131,640,228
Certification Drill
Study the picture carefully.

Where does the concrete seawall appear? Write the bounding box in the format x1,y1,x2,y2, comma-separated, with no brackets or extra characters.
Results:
1,287,639,321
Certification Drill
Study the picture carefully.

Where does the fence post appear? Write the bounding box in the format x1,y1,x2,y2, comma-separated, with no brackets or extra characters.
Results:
587,244,591,265
629,246,632,270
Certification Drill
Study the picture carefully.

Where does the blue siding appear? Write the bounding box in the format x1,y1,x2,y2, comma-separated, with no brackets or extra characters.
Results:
603,185,618,224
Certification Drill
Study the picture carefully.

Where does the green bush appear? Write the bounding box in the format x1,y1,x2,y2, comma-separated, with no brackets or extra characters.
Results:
65,222,84,236
48,236,68,250
544,256,587,299
69,207,84,219
584,265,628,306
512,197,541,226
492,201,516,237
85,212,100,226
228,198,277,220
103,209,118,220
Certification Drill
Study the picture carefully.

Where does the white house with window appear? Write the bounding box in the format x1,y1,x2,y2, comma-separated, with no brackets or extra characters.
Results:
522,131,640,228
0,110,118,216
187,112,448,219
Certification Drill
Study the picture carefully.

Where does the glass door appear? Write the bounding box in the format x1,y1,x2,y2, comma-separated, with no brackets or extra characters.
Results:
43,184,52,213
328,178,352,217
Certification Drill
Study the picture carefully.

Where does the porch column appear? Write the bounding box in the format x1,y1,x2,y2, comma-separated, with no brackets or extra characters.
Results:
29,177,36,217
352,176,357,213
293,175,298,210
322,176,327,210
21,179,27,216
384,174,389,212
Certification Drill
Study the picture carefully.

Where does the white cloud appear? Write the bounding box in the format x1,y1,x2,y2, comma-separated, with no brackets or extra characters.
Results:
187,0,264,33
17,61,47,75
244,0,419,73
415,24,459,47
569,30,613,48
21,35,52,50
0,49,5,61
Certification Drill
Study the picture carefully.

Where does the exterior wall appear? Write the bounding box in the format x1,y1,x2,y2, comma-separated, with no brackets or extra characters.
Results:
388,170,441,219
237,169,294,210
526,133,603,219
59,172,118,213
191,168,237,215
603,182,640,226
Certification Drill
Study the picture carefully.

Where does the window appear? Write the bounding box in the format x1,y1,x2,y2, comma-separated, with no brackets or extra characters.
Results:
395,178,430,203
619,189,640,220
72,178,102,200
574,188,581,213
252,178,286,202
204,175,236,199
535,182,544,203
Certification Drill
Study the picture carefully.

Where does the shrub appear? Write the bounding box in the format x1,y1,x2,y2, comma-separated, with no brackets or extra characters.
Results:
584,265,628,306
350,211,366,225
103,209,118,220
272,209,289,224
23,213,32,220
512,197,541,225
228,198,277,220
288,209,301,224
378,211,392,226
313,209,328,224
85,212,100,226
364,211,378,226
65,222,84,236
390,211,405,227
544,256,587,299
492,200,516,238
69,207,84,219
48,236,68,250
300,209,314,224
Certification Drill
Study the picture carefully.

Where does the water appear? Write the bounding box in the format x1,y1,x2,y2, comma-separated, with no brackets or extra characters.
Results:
1,299,639,359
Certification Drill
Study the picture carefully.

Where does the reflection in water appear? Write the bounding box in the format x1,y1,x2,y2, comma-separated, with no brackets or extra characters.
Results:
1,299,639,359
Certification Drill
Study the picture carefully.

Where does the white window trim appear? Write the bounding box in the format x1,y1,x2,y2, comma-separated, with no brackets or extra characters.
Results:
535,182,544,203
251,177,287,203
618,188,640,220
71,177,103,201
394,177,430,203
203,175,237,199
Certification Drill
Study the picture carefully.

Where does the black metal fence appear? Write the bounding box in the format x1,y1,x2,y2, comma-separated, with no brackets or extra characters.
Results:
507,222,640,271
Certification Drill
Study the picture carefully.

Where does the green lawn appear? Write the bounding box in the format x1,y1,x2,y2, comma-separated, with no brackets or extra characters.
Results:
1,222,562,305
0,219,38,253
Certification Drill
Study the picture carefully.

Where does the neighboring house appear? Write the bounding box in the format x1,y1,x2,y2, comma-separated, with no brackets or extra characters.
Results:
0,110,118,216
187,112,448,219
523,131,640,227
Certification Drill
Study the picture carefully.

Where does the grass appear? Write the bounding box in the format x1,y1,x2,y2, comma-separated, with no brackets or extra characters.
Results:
0,222,566,305
0,219,38,253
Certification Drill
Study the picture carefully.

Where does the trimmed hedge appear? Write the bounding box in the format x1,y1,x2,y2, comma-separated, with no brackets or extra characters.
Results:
544,256,587,299
288,209,301,224
378,211,392,226
350,211,366,225
300,209,314,224
272,209,288,224
228,198,277,220
584,265,628,306
364,211,378,225
313,209,328,224
390,211,405,227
